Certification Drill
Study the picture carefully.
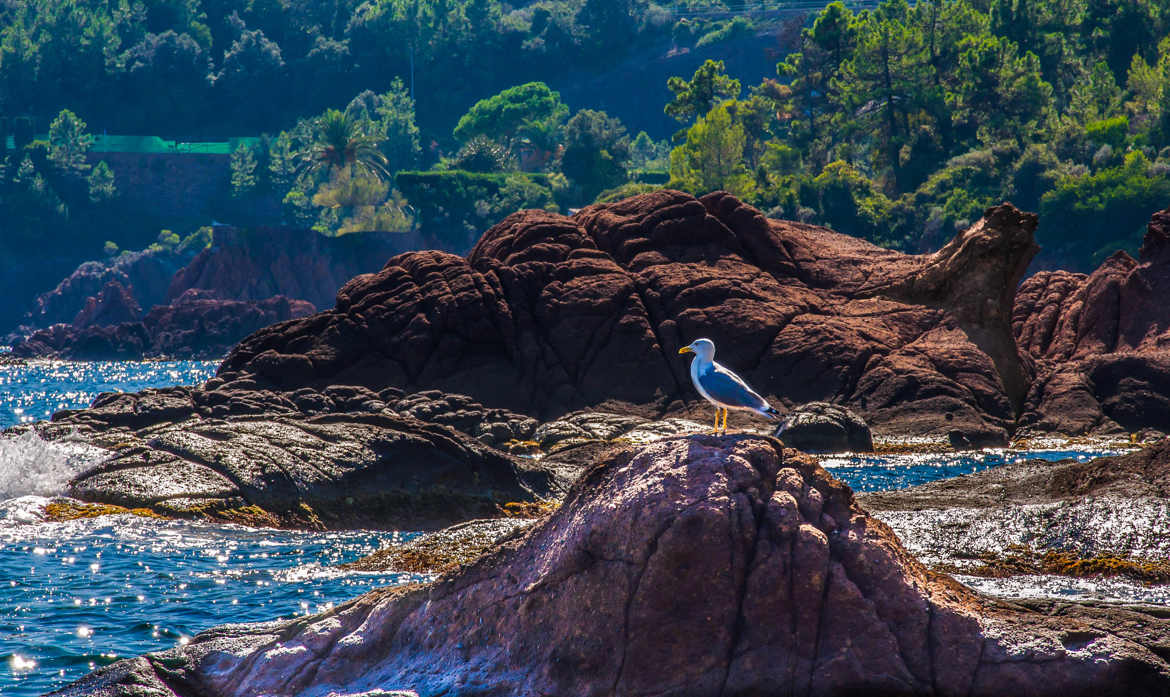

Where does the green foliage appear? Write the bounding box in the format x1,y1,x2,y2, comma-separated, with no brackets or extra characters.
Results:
1086,116,1129,148
648,0,1170,268
47,109,92,173
451,136,514,173
452,82,568,152
396,170,554,246
561,109,630,203
695,17,754,49
1040,150,1170,264
668,102,754,199
665,60,742,128
102,240,119,257
157,229,181,248
230,143,258,198
86,161,116,203
177,227,212,254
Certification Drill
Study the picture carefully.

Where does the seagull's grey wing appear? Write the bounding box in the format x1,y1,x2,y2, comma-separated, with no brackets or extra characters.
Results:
700,363,769,410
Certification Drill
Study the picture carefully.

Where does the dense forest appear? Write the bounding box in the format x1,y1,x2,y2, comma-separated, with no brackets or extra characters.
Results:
2,0,1169,291
664,0,1170,268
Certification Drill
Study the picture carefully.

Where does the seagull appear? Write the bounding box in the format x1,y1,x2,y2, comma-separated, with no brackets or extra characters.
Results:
678,338,780,434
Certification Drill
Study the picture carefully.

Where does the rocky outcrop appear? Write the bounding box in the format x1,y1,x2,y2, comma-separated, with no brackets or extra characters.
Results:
15,245,194,334
53,435,1170,696
61,411,556,530
11,293,315,360
72,281,142,329
217,191,1039,440
24,384,563,530
860,439,1170,513
776,401,874,452
8,225,419,359
1014,207,1170,435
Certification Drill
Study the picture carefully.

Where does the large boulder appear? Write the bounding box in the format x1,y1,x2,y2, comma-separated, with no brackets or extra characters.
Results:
1014,207,1170,435
776,401,874,452
217,191,1039,439
53,435,1170,696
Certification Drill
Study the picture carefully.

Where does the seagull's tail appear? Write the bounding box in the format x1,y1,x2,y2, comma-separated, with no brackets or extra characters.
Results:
761,405,781,421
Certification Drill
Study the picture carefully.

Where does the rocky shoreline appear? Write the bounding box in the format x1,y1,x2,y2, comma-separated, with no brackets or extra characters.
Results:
15,189,1170,694
51,436,1170,696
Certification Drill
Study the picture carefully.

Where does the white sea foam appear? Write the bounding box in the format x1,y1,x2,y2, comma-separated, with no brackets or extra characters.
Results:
0,430,106,500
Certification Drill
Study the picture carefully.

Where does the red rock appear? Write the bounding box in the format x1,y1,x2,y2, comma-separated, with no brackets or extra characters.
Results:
220,191,1039,439
1015,206,1170,434
11,294,314,360
53,435,1170,696
72,280,142,329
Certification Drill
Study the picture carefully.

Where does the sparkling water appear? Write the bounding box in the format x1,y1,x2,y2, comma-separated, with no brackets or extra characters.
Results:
0,357,218,430
0,358,1151,696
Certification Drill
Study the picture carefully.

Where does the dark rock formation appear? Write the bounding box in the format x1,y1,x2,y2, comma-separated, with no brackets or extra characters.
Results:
1014,207,1170,435
25,384,563,530
857,441,1170,594
53,435,1170,696
776,401,874,452
61,411,555,530
340,518,536,573
72,281,142,329
218,191,1039,439
8,225,419,359
16,246,194,334
11,294,314,360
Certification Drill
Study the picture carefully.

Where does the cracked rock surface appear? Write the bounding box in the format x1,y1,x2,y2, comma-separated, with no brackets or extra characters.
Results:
53,435,1170,696
216,190,1040,441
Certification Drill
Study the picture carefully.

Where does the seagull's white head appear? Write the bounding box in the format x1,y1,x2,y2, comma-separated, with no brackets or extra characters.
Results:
678,338,715,361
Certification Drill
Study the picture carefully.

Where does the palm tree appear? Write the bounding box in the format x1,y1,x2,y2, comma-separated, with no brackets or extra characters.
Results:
300,109,389,181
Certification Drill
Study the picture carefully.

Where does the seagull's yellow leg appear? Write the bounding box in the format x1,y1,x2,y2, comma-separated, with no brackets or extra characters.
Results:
712,408,721,434
721,409,728,433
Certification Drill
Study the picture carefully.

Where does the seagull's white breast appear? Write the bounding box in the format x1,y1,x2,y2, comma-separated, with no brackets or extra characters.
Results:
689,357,717,406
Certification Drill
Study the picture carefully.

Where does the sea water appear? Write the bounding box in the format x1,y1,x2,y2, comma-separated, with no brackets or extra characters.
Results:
0,358,1147,696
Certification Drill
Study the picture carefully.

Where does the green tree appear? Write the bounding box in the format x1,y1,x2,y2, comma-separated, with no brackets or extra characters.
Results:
665,59,742,129
834,0,928,189
952,34,1054,145
47,109,92,173
230,143,258,198
302,108,389,180
452,82,568,152
87,160,117,203
561,109,631,202
668,102,753,198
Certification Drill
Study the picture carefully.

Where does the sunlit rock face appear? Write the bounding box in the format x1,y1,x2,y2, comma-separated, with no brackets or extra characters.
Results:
218,190,1040,442
1014,206,1170,436
54,435,1170,697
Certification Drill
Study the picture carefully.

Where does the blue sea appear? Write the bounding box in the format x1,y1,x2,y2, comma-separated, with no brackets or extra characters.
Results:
0,357,1129,696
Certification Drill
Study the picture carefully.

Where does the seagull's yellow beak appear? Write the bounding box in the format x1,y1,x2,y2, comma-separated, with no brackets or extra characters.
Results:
678,346,693,355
